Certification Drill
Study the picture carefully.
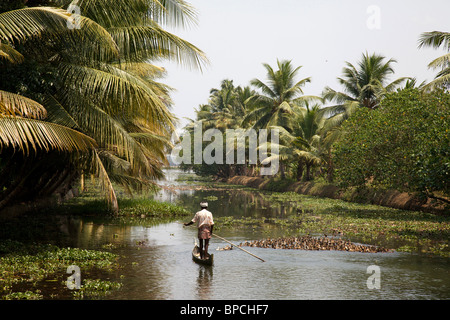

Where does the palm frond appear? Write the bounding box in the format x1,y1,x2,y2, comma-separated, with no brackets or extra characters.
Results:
292,95,323,106
250,78,276,99
0,90,47,118
55,95,152,174
283,77,311,97
0,7,70,42
0,7,118,57
91,150,118,213
44,95,81,129
422,73,450,91
418,31,450,50
0,42,24,63
108,25,208,69
384,77,411,92
151,0,199,28
57,63,174,129
113,61,167,79
0,116,97,154
428,53,450,70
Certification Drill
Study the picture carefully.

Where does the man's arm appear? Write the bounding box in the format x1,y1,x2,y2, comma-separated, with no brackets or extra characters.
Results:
210,224,214,234
184,212,198,227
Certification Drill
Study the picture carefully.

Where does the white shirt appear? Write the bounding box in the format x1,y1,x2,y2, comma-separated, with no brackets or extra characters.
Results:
191,209,214,228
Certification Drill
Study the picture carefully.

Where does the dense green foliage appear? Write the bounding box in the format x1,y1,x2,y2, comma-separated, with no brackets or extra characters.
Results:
178,44,450,207
179,54,412,183
0,0,206,214
179,61,333,180
334,88,450,201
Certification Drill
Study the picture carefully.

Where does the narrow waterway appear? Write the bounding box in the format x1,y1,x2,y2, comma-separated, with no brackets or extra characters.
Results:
71,169,448,299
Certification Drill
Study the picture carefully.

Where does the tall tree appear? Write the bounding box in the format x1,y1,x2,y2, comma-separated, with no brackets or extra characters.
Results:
268,103,332,181
207,80,255,130
242,59,318,130
0,0,207,213
333,88,449,203
322,52,410,126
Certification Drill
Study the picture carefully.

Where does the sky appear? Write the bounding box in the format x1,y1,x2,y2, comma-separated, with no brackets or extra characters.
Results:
162,0,450,131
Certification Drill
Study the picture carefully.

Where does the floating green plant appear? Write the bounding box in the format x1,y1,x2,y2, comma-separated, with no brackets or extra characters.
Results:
72,279,122,300
214,190,449,257
0,241,120,299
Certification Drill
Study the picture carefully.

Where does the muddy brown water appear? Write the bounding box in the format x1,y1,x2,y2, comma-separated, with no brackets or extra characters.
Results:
58,169,449,300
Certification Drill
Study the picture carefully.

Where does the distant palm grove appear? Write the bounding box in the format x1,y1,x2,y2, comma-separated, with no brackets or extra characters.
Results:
0,1,449,214
180,40,449,206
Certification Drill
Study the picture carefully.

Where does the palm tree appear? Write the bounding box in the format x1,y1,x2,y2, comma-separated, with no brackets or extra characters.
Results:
268,103,328,181
418,31,450,90
0,0,207,213
207,79,238,130
242,59,318,130
207,80,256,130
322,52,410,125
180,80,259,178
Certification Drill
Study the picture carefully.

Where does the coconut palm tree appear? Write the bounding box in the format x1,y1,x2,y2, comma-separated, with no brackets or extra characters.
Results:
242,59,318,130
0,0,207,213
266,103,328,181
207,79,238,130
418,31,450,90
206,80,256,130
322,52,410,126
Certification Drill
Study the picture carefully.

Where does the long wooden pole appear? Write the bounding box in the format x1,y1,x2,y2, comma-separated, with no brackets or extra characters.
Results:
183,223,266,262
212,233,265,262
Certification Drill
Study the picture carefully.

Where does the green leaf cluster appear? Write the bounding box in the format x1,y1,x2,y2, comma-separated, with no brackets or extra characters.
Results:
0,1,207,214
334,88,450,199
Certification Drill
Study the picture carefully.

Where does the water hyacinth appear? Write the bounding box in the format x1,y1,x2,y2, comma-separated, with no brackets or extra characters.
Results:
0,241,120,299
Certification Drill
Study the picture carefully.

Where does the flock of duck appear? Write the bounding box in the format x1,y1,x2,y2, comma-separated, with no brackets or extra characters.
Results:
232,235,392,253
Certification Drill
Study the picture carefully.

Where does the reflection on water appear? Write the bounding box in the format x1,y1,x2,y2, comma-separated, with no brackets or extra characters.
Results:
66,169,449,300
153,169,296,219
196,266,213,300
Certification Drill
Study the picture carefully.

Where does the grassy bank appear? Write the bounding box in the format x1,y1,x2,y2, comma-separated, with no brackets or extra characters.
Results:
227,176,449,214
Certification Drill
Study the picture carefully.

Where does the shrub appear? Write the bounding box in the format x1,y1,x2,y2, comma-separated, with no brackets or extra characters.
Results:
334,88,450,202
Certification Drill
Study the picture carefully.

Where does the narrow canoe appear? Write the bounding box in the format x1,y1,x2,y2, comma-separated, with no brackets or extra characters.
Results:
192,245,213,266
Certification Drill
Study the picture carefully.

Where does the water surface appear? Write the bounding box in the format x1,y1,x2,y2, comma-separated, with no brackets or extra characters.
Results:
70,169,449,299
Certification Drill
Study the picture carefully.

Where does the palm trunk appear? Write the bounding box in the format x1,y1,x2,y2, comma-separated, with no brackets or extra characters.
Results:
327,149,334,183
296,159,303,181
80,172,85,192
305,162,312,181
0,159,35,212
279,162,285,178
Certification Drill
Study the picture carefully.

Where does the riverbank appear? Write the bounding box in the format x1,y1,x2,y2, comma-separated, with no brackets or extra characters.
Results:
226,176,449,215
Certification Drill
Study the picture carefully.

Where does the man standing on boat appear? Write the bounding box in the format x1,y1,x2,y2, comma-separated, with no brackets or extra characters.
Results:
184,202,214,259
